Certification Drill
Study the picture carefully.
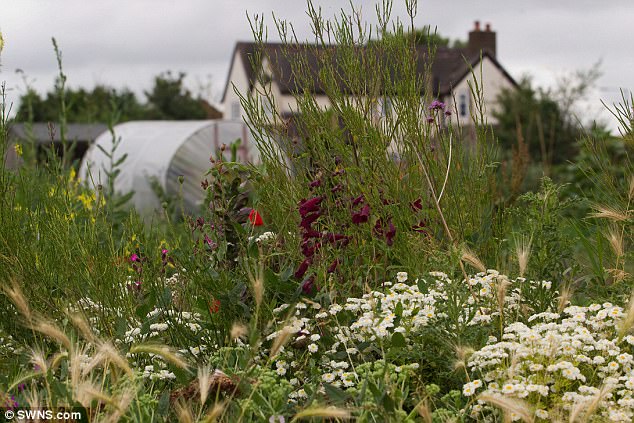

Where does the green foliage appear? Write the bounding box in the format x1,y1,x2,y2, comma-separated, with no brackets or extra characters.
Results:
382,25,465,48
15,85,148,123
507,177,579,282
494,77,580,167
143,71,208,120
242,5,499,295
14,71,209,123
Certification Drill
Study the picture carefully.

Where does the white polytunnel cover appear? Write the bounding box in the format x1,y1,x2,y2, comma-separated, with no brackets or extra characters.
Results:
79,120,256,214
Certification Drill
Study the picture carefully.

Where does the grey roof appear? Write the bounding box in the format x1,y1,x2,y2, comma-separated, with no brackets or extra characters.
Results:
8,123,108,144
222,42,517,102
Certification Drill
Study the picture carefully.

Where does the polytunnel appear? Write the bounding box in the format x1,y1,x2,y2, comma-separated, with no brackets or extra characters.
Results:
79,120,256,214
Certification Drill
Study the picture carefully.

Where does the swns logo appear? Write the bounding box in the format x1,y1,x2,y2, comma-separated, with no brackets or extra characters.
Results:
1,407,87,422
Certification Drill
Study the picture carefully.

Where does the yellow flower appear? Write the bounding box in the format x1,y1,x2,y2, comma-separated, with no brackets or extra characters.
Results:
77,192,96,211
14,143,23,157
0,31,4,53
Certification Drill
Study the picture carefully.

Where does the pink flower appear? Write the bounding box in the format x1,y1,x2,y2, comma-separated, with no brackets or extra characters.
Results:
130,253,139,262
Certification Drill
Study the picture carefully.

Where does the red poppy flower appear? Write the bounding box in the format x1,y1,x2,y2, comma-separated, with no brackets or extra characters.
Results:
209,299,221,314
248,209,264,226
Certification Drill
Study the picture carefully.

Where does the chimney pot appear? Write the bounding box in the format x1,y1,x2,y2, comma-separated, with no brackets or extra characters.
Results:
474,20,480,31
485,23,491,31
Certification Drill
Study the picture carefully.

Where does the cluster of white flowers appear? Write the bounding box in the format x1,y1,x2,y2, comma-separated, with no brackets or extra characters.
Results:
466,302,634,422
266,271,448,399
248,231,276,244
459,270,558,327
121,307,213,358
142,363,176,380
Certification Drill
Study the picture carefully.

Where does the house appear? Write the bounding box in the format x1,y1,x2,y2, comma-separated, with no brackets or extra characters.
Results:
221,21,517,127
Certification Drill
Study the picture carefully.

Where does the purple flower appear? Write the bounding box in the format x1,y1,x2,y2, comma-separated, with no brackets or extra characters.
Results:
445,110,452,116
309,178,322,188
429,100,446,110
351,204,370,224
330,184,343,194
204,234,217,249
426,116,435,123
130,253,139,262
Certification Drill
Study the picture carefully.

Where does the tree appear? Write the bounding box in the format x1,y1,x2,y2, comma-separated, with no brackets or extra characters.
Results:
381,25,465,48
494,77,576,167
15,84,147,123
143,71,207,120
14,71,210,123
493,63,602,169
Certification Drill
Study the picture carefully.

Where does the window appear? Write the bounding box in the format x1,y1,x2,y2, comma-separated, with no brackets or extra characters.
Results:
459,94,467,117
231,102,241,120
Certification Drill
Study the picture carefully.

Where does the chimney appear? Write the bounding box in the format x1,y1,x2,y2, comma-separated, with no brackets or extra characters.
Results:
468,20,496,58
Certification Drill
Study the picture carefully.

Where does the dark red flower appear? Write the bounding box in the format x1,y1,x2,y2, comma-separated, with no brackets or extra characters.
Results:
295,258,312,279
322,233,349,244
248,209,264,226
351,204,371,224
301,276,316,295
301,240,321,258
412,219,430,234
299,196,324,217
302,229,322,240
310,178,322,188
300,211,321,229
410,198,423,212
385,219,396,246
374,218,396,246
351,195,365,206
327,259,339,273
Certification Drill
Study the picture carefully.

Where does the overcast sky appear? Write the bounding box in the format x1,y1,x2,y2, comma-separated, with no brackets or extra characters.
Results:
1,0,632,131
